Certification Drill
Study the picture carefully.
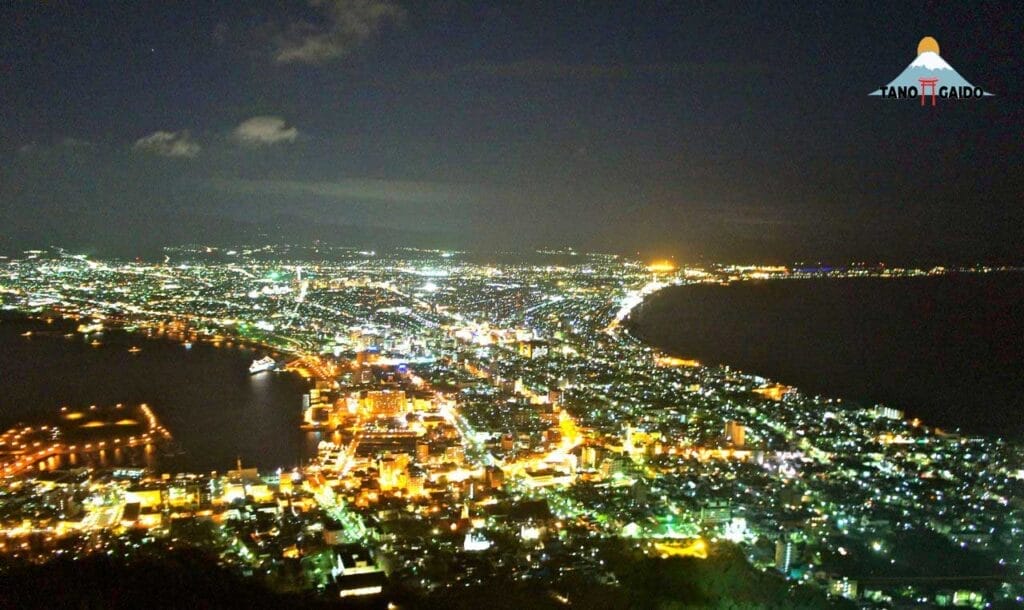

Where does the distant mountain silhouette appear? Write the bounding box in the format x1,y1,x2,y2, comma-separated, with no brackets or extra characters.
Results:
0,210,461,260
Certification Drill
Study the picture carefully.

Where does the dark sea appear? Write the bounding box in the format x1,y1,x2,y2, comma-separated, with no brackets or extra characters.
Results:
0,316,314,472
629,272,1024,438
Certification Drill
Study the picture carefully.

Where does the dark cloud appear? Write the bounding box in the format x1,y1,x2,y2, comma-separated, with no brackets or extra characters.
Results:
232,116,300,146
273,0,404,64
132,131,201,158
1,2,1021,263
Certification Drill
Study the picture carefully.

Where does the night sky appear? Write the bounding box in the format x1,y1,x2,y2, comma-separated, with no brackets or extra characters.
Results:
1,1,1021,263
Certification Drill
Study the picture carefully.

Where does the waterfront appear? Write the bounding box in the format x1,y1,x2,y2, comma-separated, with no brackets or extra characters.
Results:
0,251,1020,606
0,316,311,472
629,272,1024,438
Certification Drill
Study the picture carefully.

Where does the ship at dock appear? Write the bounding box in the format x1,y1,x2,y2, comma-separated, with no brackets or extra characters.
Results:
248,356,276,374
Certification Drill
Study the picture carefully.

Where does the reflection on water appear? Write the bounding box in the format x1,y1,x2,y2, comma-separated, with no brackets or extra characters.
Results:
300,430,343,465
0,316,311,472
36,444,157,472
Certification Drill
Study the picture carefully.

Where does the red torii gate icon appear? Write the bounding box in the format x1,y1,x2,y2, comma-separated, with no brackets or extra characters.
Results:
919,78,939,107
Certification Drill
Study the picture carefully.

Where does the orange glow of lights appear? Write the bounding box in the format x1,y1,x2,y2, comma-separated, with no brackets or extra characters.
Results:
653,538,708,559
654,355,701,368
753,384,793,401
646,261,676,273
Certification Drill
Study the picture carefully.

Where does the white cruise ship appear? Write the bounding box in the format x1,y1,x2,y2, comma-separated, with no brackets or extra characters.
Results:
249,356,276,374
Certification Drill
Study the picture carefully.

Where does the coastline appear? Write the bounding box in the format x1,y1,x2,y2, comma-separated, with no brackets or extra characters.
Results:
624,272,1024,439
0,310,302,371
0,313,313,472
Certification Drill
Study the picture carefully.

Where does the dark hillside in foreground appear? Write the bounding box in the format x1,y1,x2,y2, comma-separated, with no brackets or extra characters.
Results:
0,549,334,610
0,542,848,610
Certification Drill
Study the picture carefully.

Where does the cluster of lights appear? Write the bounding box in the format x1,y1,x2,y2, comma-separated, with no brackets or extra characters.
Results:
0,403,172,476
0,247,1020,603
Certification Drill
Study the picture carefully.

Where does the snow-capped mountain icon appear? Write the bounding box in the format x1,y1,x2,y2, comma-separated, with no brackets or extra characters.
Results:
870,37,993,97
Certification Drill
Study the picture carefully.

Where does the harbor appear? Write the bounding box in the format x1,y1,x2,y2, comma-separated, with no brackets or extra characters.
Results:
0,315,311,472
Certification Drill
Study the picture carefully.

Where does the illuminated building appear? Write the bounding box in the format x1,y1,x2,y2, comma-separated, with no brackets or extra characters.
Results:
464,531,491,551
415,441,430,462
443,444,465,464
354,349,380,368
578,444,602,470
521,525,545,541
828,576,858,600
331,544,386,599
378,453,409,491
410,391,434,411
124,486,163,508
518,340,549,359
724,420,746,447
521,467,573,488
871,405,904,420
753,384,793,401
361,389,407,416
356,429,417,455
484,465,504,489
775,538,795,574
699,499,732,525
222,463,273,503
407,468,426,495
